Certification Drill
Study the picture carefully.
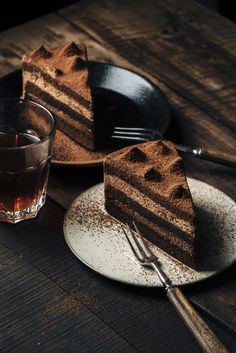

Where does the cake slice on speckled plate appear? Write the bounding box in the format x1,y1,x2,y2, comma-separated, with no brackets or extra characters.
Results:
104,140,197,268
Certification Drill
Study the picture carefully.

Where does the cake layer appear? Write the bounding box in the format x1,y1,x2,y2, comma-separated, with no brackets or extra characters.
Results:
104,141,197,269
27,92,94,150
105,184,194,249
23,66,93,121
23,80,93,131
52,129,109,162
106,201,195,268
22,42,96,151
105,174,194,236
104,143,196,221
105,164,194,223
23,43,92,103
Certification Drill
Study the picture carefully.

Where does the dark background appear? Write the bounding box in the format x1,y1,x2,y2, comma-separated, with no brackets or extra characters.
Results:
0,0,235,31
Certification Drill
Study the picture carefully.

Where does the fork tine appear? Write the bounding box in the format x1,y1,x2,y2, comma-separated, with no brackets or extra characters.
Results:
132,222,154,257
115,127,154,133
111,135,148,142
121,225,143,262
113,131,152,138
125,223,148,259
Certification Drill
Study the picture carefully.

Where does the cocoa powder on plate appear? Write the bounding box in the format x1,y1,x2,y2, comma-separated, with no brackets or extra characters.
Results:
52,129,110,162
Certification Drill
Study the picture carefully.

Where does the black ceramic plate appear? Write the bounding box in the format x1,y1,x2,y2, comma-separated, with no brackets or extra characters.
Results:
0,62,171,167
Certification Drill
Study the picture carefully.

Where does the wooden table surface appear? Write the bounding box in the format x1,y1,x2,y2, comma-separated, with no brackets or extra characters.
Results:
0,0,236,352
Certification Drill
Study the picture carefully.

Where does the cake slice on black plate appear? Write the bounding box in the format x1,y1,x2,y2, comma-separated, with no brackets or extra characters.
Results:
22,42,95,150
104,140,197,268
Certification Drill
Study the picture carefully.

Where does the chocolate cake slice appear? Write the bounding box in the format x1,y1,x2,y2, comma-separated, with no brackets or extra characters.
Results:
104,141,197,268
22,42,95,150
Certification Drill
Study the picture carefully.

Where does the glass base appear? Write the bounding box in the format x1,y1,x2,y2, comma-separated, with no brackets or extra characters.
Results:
0,192,46,224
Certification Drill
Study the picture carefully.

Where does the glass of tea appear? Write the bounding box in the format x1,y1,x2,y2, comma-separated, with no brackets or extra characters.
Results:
0,97,56,223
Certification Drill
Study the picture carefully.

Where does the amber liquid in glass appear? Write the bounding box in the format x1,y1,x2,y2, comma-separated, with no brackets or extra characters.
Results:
0,132,50,214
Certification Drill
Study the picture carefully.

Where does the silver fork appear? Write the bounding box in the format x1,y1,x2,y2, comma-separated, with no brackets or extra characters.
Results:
112,126,236,169
122,222,228,353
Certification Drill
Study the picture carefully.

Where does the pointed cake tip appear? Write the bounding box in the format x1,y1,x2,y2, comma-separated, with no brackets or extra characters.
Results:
143,167,161,181
155,140,171,155
60,42,84,57
54,68,63,77
124,146,147,162
168,183,188,199
167,157,184,174
68,56,86,71
31,45,52,59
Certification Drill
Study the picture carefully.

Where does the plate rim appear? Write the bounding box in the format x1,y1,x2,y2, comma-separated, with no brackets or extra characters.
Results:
52,158,104,168
63,179,236,288
52,61,171,168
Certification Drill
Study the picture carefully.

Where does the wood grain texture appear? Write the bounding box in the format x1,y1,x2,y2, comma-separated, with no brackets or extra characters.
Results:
0,0,235,348
0,12,132,75
0,203,138,353
189,275,236,336
60,0,236,148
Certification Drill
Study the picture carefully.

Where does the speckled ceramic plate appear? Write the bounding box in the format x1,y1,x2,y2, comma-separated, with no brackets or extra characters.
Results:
63,179,236,287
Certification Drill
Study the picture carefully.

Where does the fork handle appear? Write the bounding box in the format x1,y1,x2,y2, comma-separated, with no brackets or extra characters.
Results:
167,287,228,353
195,147,236,168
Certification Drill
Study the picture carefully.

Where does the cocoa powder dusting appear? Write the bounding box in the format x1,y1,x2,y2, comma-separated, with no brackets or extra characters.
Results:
144,166,161,181
68,56,86,71
60,42,84,57
52,129,110,163
155,140,171,155
168,183,188,199
54,68,63,77
73,292,96,307
24,42,90,96
40,295,81,327
104,140,194,215
31,45,52,59
124,146,147,162
167,157,184,175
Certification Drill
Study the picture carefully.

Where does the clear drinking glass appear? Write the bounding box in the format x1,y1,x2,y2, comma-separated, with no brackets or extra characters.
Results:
0,98,56,223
